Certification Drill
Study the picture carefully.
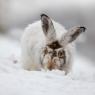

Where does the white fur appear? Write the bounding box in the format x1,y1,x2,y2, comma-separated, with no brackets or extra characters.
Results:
21,20,75,73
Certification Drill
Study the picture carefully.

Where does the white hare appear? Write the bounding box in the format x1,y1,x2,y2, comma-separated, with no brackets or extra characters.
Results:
21,14,86,74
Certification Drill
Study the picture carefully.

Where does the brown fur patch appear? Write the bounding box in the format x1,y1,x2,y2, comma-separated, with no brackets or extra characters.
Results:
47,60,55,70
47,41,62,49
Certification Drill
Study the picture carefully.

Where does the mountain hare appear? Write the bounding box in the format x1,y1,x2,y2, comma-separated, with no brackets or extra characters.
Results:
21,14,86,75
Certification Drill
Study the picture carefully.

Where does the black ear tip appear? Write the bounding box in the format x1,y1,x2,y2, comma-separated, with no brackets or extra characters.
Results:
40,14,48,18
80,26,87,32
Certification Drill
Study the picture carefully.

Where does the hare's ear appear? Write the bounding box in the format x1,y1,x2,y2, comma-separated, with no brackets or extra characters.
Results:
60,26,86,46
41,14,56,43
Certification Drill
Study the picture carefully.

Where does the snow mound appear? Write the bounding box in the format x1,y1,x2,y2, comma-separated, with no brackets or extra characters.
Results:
0,35,95,95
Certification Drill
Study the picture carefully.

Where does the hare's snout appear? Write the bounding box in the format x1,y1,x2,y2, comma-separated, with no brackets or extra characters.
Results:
43,55,65,70
47,60,55,70
46,59,61,70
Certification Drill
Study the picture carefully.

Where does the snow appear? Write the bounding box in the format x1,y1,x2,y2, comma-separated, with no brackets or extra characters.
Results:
0,35,95,95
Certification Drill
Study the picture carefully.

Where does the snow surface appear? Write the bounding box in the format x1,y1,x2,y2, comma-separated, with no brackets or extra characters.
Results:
0,35,95,95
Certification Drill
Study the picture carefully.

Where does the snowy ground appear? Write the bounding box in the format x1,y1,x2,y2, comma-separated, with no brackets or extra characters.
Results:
0,35,95,95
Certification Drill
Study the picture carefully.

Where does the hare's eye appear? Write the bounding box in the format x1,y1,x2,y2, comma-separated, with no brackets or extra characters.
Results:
58,51,64,58
43,47,48,54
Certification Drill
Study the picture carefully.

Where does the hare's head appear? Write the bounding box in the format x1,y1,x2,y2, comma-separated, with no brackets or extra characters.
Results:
41,14,86,70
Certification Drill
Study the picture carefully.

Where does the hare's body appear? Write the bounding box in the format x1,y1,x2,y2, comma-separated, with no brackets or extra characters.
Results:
21,21,72,71
21,14,86,74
